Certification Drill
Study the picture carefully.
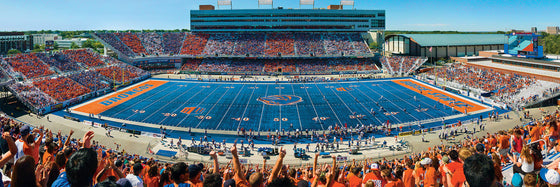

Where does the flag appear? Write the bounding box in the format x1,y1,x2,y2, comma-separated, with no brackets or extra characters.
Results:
300,0,314,5
429,47,433,52
218,0,232,5
258,0,273,5
340,0,354,5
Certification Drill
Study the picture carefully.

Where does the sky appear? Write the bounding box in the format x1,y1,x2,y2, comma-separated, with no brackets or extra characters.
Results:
1,0,559,32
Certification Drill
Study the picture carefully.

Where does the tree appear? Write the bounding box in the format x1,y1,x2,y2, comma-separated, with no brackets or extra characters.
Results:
7,49,21,55
70,42,79,49
53,42,59,50
368,42,379,51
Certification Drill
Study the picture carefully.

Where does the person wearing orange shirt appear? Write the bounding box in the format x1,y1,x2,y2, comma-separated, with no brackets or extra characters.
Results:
423,157,439,187
362,163,384,187
382,169,404,187
347,166,363,187
402,160,415,187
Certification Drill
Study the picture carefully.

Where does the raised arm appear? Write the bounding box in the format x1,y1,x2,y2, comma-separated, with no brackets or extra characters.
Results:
231,141,246,182
268,147,286,183
210,151,219,174
64,130,74,148
0,132,16,167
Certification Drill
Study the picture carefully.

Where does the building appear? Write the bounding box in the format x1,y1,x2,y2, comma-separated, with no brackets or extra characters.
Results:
0,32,33,55
55,38,87,48
31,34,59,46
531,27,538,33
384,34,506,58
547,26,559,35
190,6,385,32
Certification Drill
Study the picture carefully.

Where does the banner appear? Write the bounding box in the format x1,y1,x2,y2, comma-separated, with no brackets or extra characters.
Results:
300,0,314,5
340,0,354,5
258,0,273,5
218,0,232,5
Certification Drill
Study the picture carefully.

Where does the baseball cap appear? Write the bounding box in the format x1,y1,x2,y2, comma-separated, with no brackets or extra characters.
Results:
20,125,31,137
420,158,432,165
370,163,379,170
540,168,560,185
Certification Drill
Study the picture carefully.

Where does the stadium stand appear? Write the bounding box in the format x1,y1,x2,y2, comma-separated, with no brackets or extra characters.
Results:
427,64,560,110
95,32,371,58
61,49,106,68
265,33,295,56
137,32,164,56
33,77,91,102
233,33,266,56
162,32,185,55
1,49,148,114
115,33,148,55
94,33,136,57
180,33,209,55
381,56,427,75
4,53,55,79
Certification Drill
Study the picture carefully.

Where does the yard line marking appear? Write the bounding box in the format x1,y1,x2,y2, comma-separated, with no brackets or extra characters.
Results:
290,84,303,130
194,84,234,128
215,84,246,130
257,85,270,131
154,83,207,125
326,83,364,126
106,82,179,118
334,83,383,125
237,83,257,131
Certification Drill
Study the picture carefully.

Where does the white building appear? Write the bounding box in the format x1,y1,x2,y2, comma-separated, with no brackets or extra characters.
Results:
31,34,59,46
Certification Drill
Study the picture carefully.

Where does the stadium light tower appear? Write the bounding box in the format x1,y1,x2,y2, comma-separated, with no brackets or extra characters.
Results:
258,0,273,9
299,0,314,9
340,0,354,9
217,0,232,9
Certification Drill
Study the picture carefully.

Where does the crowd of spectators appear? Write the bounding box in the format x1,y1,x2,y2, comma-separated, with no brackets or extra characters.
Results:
324,33,355,56
178,58,378,73
61,49,106,68
116,33,148,56
233,33,266,56
96,64,147,83
381,56,426,75
1,49,148,111
180,33,209,56
137,32,164,56
266,33,295,56
3,106,560,187
295,33,326,56
35,53,82,72
8,82,57,108
203,33,237,56
33,77,91,102
94,33,136,57
96,32,371,58
4,53,55,79
427,64,556,109
68,71,110,92
162,32,185,55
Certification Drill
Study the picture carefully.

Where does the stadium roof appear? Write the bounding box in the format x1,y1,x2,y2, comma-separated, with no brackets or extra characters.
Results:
386,34,507,47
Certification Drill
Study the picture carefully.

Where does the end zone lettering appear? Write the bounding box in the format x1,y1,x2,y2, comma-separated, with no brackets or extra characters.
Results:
100,84,154,106
73,80,168,115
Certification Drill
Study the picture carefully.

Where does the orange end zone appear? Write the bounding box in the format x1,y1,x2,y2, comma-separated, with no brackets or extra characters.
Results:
392,79,488,113
74,80,168,115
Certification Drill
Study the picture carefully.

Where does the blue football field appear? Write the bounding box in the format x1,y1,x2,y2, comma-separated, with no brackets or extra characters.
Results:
71,78,492,132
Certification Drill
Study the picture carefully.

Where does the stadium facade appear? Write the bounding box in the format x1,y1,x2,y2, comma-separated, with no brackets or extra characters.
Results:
384,34,506,58
190,8,385,32
0,32,33,55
